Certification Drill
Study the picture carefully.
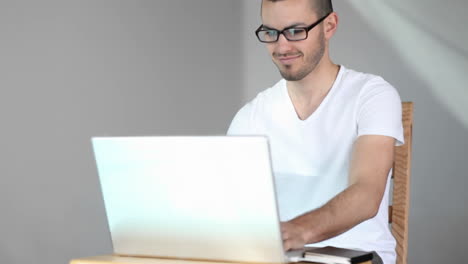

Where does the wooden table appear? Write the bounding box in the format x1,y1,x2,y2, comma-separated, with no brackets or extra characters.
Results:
70,255,372,264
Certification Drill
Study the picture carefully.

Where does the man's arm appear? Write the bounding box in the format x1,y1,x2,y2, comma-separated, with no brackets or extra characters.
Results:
281,135,395,250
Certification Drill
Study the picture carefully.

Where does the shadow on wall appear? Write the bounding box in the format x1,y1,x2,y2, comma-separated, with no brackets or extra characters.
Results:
349,1,468,130
340,1,468,263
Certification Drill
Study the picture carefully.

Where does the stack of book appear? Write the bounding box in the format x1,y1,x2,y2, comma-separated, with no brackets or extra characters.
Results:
301,246,373,264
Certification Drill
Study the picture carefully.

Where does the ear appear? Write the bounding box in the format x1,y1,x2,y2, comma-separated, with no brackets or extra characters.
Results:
323,12,339,40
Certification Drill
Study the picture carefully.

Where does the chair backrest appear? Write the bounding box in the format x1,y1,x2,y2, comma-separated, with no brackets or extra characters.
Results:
389,102,413,264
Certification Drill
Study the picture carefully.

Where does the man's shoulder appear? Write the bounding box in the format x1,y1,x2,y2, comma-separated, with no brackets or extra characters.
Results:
239,79,286,111
227,79,285,135
340,66,383,86
253,79,286,103
341,66,395,90
339,66,398,99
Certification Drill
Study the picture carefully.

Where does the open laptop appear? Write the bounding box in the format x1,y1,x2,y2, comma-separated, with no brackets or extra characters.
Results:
92,136,306,263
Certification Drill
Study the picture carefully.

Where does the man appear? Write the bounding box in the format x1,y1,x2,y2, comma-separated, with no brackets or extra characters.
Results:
227,0,404,264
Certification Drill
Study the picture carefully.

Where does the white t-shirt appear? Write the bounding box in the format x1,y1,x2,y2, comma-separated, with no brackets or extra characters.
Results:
227,66,404,264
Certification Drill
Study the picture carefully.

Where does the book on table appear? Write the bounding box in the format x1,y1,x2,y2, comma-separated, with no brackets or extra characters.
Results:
302,246,373,264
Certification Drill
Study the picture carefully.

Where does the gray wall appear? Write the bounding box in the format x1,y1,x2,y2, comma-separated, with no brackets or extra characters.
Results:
241,0,468,263
0,1,242,263
2,0,467,264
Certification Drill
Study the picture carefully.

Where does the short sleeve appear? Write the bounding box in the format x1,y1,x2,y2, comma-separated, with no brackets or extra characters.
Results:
227,102,255,135
356,78,404,146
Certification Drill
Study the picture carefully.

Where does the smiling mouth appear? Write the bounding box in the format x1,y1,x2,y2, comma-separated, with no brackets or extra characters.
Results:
276,54,302,64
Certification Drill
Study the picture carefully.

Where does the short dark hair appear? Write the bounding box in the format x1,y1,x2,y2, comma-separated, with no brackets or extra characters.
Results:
263,0,333,17
312,0,333,17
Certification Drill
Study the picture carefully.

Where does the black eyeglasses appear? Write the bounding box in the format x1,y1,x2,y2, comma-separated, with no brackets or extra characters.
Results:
255,13,331,43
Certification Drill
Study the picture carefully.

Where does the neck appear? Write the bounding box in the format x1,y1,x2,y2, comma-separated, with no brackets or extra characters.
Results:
287,56,340,104
285,54,340,120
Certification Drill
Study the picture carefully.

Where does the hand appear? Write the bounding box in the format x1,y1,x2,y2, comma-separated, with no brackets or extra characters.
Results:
280,220,308,251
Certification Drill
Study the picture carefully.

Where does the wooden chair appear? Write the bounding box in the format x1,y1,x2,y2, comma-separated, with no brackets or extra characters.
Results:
389,102,413,264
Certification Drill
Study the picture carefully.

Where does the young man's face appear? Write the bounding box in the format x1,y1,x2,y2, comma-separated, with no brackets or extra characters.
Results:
261,0,326,81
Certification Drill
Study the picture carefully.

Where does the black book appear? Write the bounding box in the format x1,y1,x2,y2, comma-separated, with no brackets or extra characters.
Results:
302,246,373,264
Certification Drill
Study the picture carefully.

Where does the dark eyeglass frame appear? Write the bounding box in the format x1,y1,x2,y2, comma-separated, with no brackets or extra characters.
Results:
255,12,331,43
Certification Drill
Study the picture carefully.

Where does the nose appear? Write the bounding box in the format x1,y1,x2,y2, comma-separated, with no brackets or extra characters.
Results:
274,33,293,54
277,33,289,44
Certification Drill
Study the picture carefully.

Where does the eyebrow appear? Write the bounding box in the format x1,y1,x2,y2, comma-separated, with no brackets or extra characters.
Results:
261,23,308,30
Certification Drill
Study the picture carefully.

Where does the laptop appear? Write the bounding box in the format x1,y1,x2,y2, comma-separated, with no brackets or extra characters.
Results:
92,136,306,263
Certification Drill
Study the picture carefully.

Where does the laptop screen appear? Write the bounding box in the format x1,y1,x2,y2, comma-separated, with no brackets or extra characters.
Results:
92,136,286,263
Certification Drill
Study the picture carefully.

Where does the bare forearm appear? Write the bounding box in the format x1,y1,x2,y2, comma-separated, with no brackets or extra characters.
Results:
280,136,394,251
291,181,381,244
